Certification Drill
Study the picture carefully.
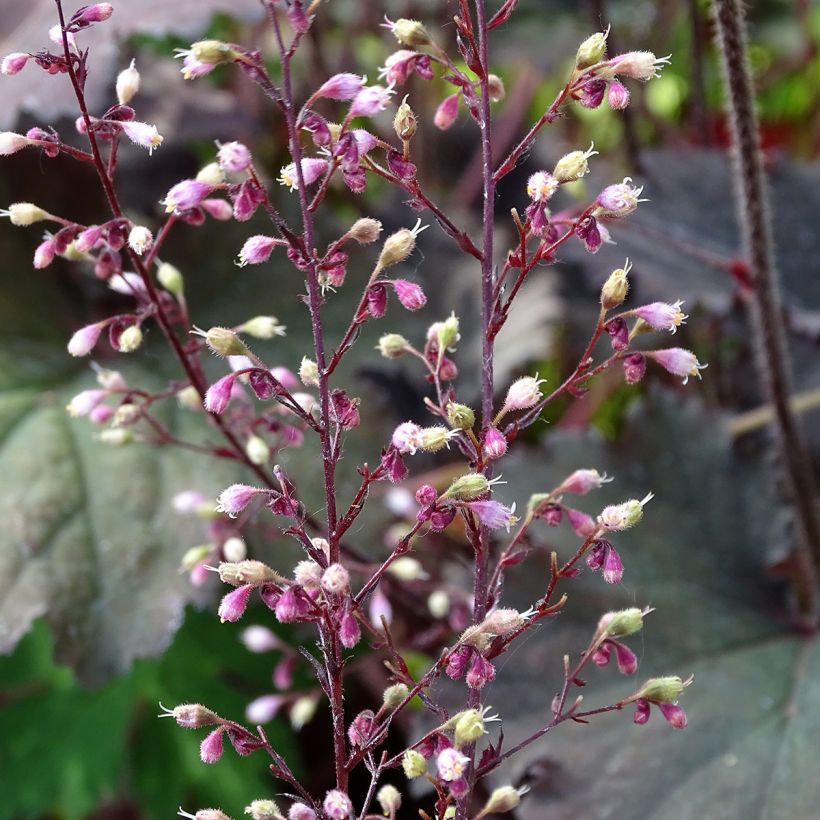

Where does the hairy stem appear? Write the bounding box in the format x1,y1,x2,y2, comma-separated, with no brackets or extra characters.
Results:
712,0,820,624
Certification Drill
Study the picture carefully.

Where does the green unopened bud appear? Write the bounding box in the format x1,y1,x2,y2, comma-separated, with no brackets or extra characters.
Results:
61,242,87,261
383,683,410,710
598,607,644,638
437,313,460,350
244,799,283,820
377,333,409,359
201,326,249,357
387,556,427,581
575,30,608,70
419,426,453,452
98,428,134,445
394,98,417,140
376,784,402,815
111,403,141,427
453,709,486,746
245,435,270,465
180,545,214,571
488,74,506,102
553,144,597,183
402,749,427,779
190,39,237,65
349,217,382,244
177,385,201,411
239,315,286,339
442,472,490,500
392,18,431,46
600,260,631,310
598,492,653,531
118,325,143,352
427,589,450,618
218,560,281,586
2,202,50,226
479,785,527,816
636,675,685,703
299,356,320,387
526,492,551,517
196,162,225,185
377,220,426,269
446,402,475,430
290,694,318,729
157,261,184,296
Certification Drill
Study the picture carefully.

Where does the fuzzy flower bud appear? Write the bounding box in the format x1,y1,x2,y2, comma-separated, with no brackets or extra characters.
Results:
480,786,528,815
196,163,225,186
394,98,417,140
500,375,545,416
163,179,213,213
436,313,461,350
608,80,630,109
154,262,183,297
527,171,558,203
596,178,644,218
442,472,492,501
349,84,395,117
215,484,263,517
419,426,454,453
434,93,460,130
288,805,316,820
377,219,427,269
608,51,671,81
576,30,609,69
383,683,409,710
558,468,612,495
314,73,366,101
647,348,707,384
160,703,218,729
238,316,285,339
67,322,104,357
598,607,645,638
636,675,686,703
119,121,163,153
376,784,401,815
278,158,328,191
482,426,507,460
378,333,409,359
0,132,33,155
116,59,140,105
390,18,432,47
201,327,249,358
245,435,270,465
392,421,423,454
1,53,30,75
553,143,597,183
633,301,687,333
322,791,352,820
118,325,143,353
244,800,283,820
446,402,475,431
403,749,427,779
598,492,653,531
218,141,251,173
453,709,486,746
128,225,153,255
299,357,320,387
392,279,427,311
321,562,350,594
1,202,50,226
600,261,631,309
349,217,382,244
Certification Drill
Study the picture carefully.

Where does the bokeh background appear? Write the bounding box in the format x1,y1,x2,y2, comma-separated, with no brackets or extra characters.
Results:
1,1,819,818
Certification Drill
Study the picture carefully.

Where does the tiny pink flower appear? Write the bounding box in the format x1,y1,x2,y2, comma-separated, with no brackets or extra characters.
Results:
659,702,688,728
199,727,224,764
614,640,638,674
174,49,217,80
67,322,104,356
347,710,374,747
173,490,207,513
623,352,646,384
245,694,286,724
1,53,30,75
288,804,317,820
275,587,311,623
378,50,418,85
598,493,653,531
339,611,361,648
608,51,671,81
566,507,597,537
558,469,612,495
237,235,279,266
218,584,253,622
72,3,114,26
270,367,299,391
527,171,559,203
434,93,460,130
392,279,427,310
240,625,281,653
321,563,350,595
89,404,114,424
437,747,470,781
602,544,624,584
278,158,329,190
482,426,507,460
465,500,518,531
634,301,687,333
74,224,103,252
163,179,213,213
66,389,106,417
33,237,56,269
500,375,546,415
200,198,233,220
466,653,496,689
351,129,378,156
217,141,251,173
415,484,437,506
608,79,630,109
323,790,353,820
204,374,236,414
349,84,395,117
392,421,423,454
648,348,707,384
215,483,263,516
314,72,366,101
273,655,295,689
596,177,644,217
119,121,163,153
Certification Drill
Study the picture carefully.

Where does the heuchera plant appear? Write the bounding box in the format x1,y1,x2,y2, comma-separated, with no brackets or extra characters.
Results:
1,2,703,817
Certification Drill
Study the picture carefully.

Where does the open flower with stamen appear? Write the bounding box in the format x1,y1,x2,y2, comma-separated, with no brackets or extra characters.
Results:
633,300,687,333
648,348,707,384
436,747,470,782
349,83,395,117
174,48,217,80
596,177,646,217
465,500,518,531
162,179,213,213
526,171,559,203
278,158,329,190
314,72,366,101
237,235,279,266
215,484,264,517
606,51,672,81
119,121,163,153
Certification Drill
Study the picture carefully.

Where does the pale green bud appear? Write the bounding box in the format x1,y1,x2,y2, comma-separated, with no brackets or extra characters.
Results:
419,426,453,453
190,39,237,65
116,59,140,105
377,333,409,358
299,356,320,387
376,784,402,815
289,695,319,729
111,403,141,427
446,402,475,430
553,144,597,183
196,162,225,185
3,202,50,226
157,261,184,296
202,326,249,357
636,675,685,703
180,545,214,571
488,74,506,102
98,428,134,445
427,589,450,618
600,261,631,310
598,607,644,638
218,560,281,586
383,683,410,710
244,799,283,820
598,492,653,531
387,557,427,581
392,18,431,46
481,785,527,815
118,325,143,352
377,220,427,269
239,316,285,339
526,492,551,517
575,30,608,70
402,749,427,779
394,98,417,140
246,435,270,465
349,217,382,244
453,709,486,746
177,385,201,411
437,313,460,350
442,472,490,500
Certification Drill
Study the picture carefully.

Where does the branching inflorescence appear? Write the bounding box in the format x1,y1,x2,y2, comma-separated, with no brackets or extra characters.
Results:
2,2,701,818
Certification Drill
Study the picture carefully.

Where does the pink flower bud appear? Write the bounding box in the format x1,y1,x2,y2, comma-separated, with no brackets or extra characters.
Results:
482,426,507,460
160,703,217,729
392,421,423,454
501,375,546,415
577,78,607,108
74,224,103,252
119,121,163,153
339,610,361,648
633,698,651,724
614,640,638,674
633,301,687,333
596,177,643,217
89,404,114,424
586,540,607,570
379,50,418,85
392,279,427,310
1,53,30,75
72,3,114,26
67,322,104,356
199,727,224,764
204,374,236,414
606,317,630,351
647,347,707,384
323,791,353,820
566,507,597,537
465,500,518,531
240,625,281,653
623,352,646,384
163,179,213,213
0,132,34,155
558,469,612,495
347,710,375,747
602,544,624,584
275,587,310,623
658,702,687,728
217,141,251,173
288,804,317,820
608,51,671,81
273,656,297,690
367,284,388,317
198,198,232,221
350,84,395,117
321,563,349,594
33,237,56,269
246,694,286,724
466,653,496,689
237,235,279,266
380,446,407,484
286,0,311,34
216,483,262,517
66,389,106,417
352,128,378,155
415,484,437,506
446,645,472,679
608,79,630,109
434,93,460,130
314,72,366,101
218,584,253,622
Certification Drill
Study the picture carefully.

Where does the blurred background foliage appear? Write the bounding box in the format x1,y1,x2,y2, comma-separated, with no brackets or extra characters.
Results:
1,0,819,818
